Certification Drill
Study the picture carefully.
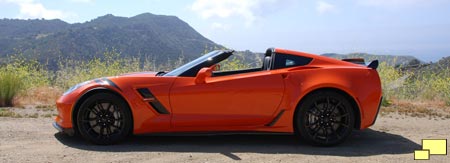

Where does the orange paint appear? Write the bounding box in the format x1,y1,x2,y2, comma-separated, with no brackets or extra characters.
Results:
55,48,382,135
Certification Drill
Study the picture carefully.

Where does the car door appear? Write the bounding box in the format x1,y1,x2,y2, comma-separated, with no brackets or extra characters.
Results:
170,70,285,128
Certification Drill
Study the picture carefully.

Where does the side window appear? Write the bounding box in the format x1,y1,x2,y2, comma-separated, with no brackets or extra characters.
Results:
285,59,295,66
273,53,312,69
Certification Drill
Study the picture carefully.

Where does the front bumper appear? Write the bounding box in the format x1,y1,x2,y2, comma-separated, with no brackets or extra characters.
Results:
53,122,75,136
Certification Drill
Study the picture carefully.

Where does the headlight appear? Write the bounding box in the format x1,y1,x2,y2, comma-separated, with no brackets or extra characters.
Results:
63,80,91,96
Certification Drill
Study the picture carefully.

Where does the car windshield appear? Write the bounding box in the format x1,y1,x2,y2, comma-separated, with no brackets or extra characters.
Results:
164,50,223,76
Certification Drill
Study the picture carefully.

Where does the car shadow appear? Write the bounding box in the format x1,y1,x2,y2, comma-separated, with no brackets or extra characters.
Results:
55,129,420,160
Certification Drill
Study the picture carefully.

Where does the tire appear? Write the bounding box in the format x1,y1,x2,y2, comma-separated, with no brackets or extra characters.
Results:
295,91,355,146
76,93,132,145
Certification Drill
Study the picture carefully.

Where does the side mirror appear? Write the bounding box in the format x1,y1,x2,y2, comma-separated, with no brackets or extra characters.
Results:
195,67,212,84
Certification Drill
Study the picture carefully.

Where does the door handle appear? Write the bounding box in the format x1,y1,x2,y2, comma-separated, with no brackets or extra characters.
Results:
281,73,289,79
143,97,155,102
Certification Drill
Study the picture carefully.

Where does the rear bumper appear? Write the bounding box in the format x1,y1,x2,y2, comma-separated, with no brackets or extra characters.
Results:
369,96,383,126
53,122,75,136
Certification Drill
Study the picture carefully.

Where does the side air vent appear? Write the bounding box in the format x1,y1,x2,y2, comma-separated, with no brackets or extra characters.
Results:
137,88,153,98
137,88,170,114
265,110,285,126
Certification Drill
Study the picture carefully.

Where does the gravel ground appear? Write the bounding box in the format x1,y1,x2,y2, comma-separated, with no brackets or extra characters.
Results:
0,114,449,163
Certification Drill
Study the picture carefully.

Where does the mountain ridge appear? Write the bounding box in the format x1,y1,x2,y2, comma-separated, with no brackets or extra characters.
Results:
321,53,420,66
0,13,220,69
0,13,428,69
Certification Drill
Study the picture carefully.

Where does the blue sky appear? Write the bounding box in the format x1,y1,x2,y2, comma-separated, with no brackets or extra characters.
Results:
1,0,450,61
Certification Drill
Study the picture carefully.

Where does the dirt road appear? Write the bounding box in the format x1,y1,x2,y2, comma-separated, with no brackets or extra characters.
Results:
0,114,449,163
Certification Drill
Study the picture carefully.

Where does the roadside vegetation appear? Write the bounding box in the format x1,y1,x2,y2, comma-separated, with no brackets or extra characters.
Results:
0,50,449,118
378,59,450,106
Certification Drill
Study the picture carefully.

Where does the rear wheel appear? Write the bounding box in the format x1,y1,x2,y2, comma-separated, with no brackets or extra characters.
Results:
295,91,355,146
76,93,132,145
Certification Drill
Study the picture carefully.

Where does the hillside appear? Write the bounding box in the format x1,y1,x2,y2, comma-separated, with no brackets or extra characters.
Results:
0,13,431,70
322,53,420,66
0,13,220,69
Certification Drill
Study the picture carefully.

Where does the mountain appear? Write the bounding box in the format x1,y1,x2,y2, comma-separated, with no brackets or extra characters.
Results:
0,13,430,70
0,13,220,69
321,53,420,66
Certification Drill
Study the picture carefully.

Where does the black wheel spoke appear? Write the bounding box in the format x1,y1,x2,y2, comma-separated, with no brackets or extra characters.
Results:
111,124,121,129
340,123,350,128
91,123,100,128
89,102,124,140
307,110,320,117
106,126,112,137
77,93,131,144
115,117,123,121
329,127,342,139
81,117,97,122
299,92,355,146
310,125,321,135
313,130,319,139
97,125,105,139
97,102,105,111
335,113,349,118
87,126,94,133
306,120,319,127
329,102,341,114
88,106,100,115
81,119,93,123
106,102,112,112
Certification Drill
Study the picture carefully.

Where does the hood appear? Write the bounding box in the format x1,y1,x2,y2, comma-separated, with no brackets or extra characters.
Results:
119,71,157,77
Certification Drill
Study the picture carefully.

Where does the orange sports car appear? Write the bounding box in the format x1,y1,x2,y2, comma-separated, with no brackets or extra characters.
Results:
54,48,382,146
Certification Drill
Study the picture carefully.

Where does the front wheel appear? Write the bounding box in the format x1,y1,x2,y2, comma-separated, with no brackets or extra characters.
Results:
76,93,132,145
295,91,355,146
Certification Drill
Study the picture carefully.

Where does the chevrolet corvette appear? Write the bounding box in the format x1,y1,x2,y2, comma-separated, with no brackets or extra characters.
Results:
53,48,382,146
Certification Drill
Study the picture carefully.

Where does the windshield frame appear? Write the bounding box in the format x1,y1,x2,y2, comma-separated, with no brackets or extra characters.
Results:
164,50,233,77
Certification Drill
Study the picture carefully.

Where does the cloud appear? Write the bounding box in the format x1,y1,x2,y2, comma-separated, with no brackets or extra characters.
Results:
357,0,440,7
190,0,286,26
211,22,231,31
1,0,72,19
317,1,335,14
69,0,94,3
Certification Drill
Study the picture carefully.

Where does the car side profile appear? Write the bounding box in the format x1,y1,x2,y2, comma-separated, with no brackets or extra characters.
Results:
53,48,382,146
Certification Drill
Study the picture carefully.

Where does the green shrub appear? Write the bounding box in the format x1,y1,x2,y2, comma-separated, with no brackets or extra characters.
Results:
0,55,50,106
0,69,22,106
378,61,450,104
55,50,147,89
220,56,252,71
2,50,448,108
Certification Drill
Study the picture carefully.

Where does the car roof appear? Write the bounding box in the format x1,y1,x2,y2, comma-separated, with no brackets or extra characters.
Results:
273,48,368,68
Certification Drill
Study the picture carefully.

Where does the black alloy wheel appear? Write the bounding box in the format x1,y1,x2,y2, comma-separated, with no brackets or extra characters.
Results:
77,93,132,145
296,91,355,146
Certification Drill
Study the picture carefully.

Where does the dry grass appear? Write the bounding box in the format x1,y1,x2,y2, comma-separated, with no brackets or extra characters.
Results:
1,51,449,120
1,86,60,118
0,108,22,118
0,106,56,118
13,86,62,107
380,99,450,118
